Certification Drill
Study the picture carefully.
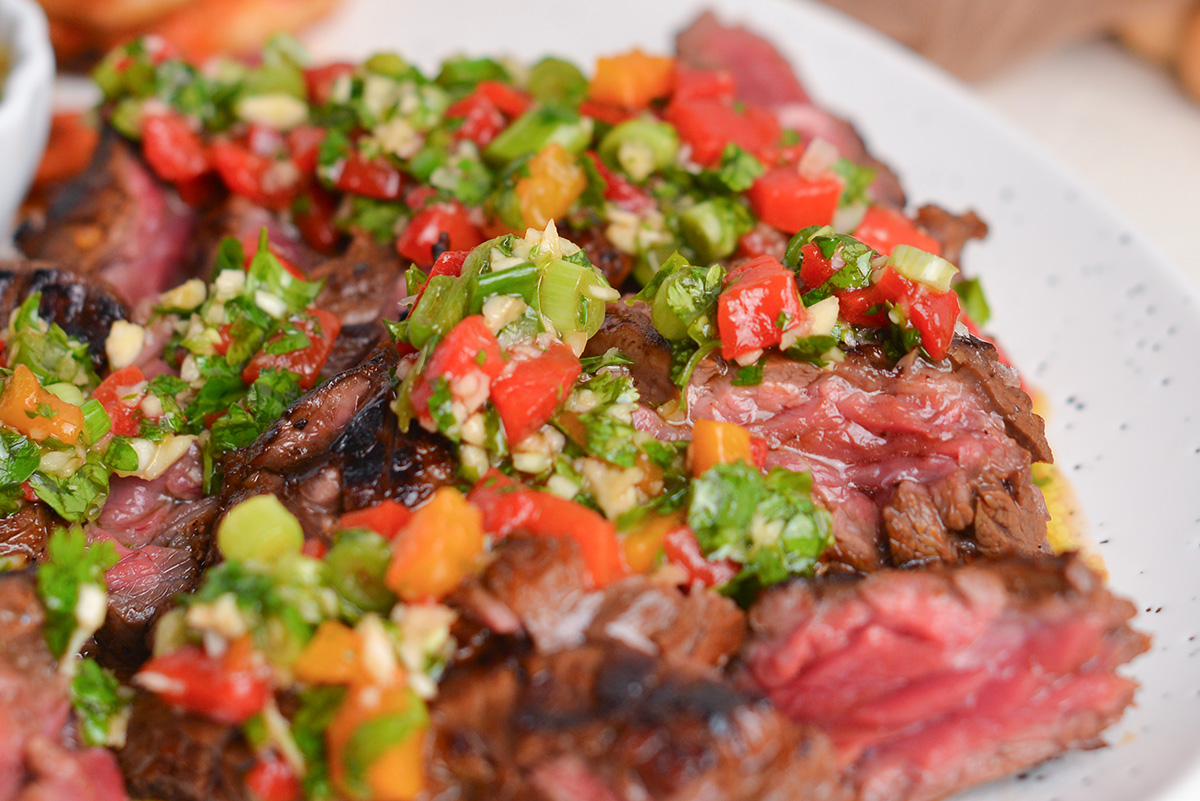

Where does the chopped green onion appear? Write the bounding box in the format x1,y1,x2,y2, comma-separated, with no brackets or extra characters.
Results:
217,494,304,563
103,438,140,473
468,263,540,313
325,529,394,615
364,52,414,80
81,400,113,444
526,57,588,104
44,382,85,407
886,244,958,293
483,107,593,166
436,56,509,90
597,118,679,182
538,259,610,338
680,197,754,264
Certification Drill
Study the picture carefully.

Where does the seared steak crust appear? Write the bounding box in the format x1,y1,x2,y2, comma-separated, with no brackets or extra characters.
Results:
219,346,456,548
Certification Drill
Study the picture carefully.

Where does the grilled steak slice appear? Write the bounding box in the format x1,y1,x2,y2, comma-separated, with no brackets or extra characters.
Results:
676,12,905,208
742,555,1149,801
219,346,455,549
16,131,195,306
0,505,58,566
118,692,253,801
915,205,989,267
453,536,746,667
190,196,323,280
429,639,848,801
583,302,677,407
658,335,1052,573
0,572,130,801
311,235,407,376
0,265,130,373
89,446,215,676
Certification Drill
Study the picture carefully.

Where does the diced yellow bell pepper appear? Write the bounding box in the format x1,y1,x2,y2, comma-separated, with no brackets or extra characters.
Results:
690,418,753,476
623,510,686,574
292,621,362,685
385,487,484,602
589,50,675,109
0,364,83,445
516,142,587,230
366,729,426,801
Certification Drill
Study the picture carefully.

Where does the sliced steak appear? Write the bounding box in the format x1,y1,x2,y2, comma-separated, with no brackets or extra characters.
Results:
118,692,253,801
89,446,216,676
190,196,323,280
15,132,195,306
429,638,848,801
311,234,407,376
0,265,130,373
666,336,1051,573
0,572,130,801
582,302,677,407
0,505,58,567
742,554,1149,801
676,12,905,207
454,536,745,666
915,204,989,267
219,346,455,548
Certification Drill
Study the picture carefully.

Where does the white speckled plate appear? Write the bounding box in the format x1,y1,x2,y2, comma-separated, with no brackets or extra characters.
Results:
309,2,1200,799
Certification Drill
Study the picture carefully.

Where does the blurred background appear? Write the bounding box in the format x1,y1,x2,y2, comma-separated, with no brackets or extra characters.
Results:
30,0,1200,276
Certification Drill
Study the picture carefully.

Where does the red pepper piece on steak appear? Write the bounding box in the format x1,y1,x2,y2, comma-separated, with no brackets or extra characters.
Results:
741,554,1149,801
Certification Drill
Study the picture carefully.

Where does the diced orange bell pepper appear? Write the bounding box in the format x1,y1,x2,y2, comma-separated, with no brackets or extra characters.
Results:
0,364,84,445
691,419,754,476
589,50,675,109
623,510,687,574
366,732,425,801
516,143,587,230
327,683,427,801
385,487,485,602
292,621,363,685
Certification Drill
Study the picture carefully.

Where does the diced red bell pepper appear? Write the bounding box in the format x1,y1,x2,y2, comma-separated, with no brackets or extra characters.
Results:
338,499,413,540
93,365,148,437
333,153,405,200
585,152,655,214
210,142,297,210
835,285,889,328
409,315,506,423
241,308,342,390
396,202,484,268
304,62,356,105
736,224,788,262
662,526,739,588
412,249,471,305
853,205,942,256
717,255,806,361
490,341,581,445
245,755,302,801
468,472,626,587
474,80,532,118
664,98,780,165
137,638,271,725
671,65,737,103
292,186,342,255
141,114,209,184
797,241,837,290
747,168,843,234
286,125,327,174
577,100,638,126
869,267,961,360
445,91,506,147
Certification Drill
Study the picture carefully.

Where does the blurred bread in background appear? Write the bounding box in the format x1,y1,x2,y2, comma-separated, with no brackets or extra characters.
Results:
39,0,339,68
1116,0,1200,102
818,0,1194,81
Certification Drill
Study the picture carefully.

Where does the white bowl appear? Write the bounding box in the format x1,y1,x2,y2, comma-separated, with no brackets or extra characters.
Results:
0,0,52,245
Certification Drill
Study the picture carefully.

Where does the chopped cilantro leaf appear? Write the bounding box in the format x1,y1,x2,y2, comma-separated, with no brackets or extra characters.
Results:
71,658,132,747
36,526,119,658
